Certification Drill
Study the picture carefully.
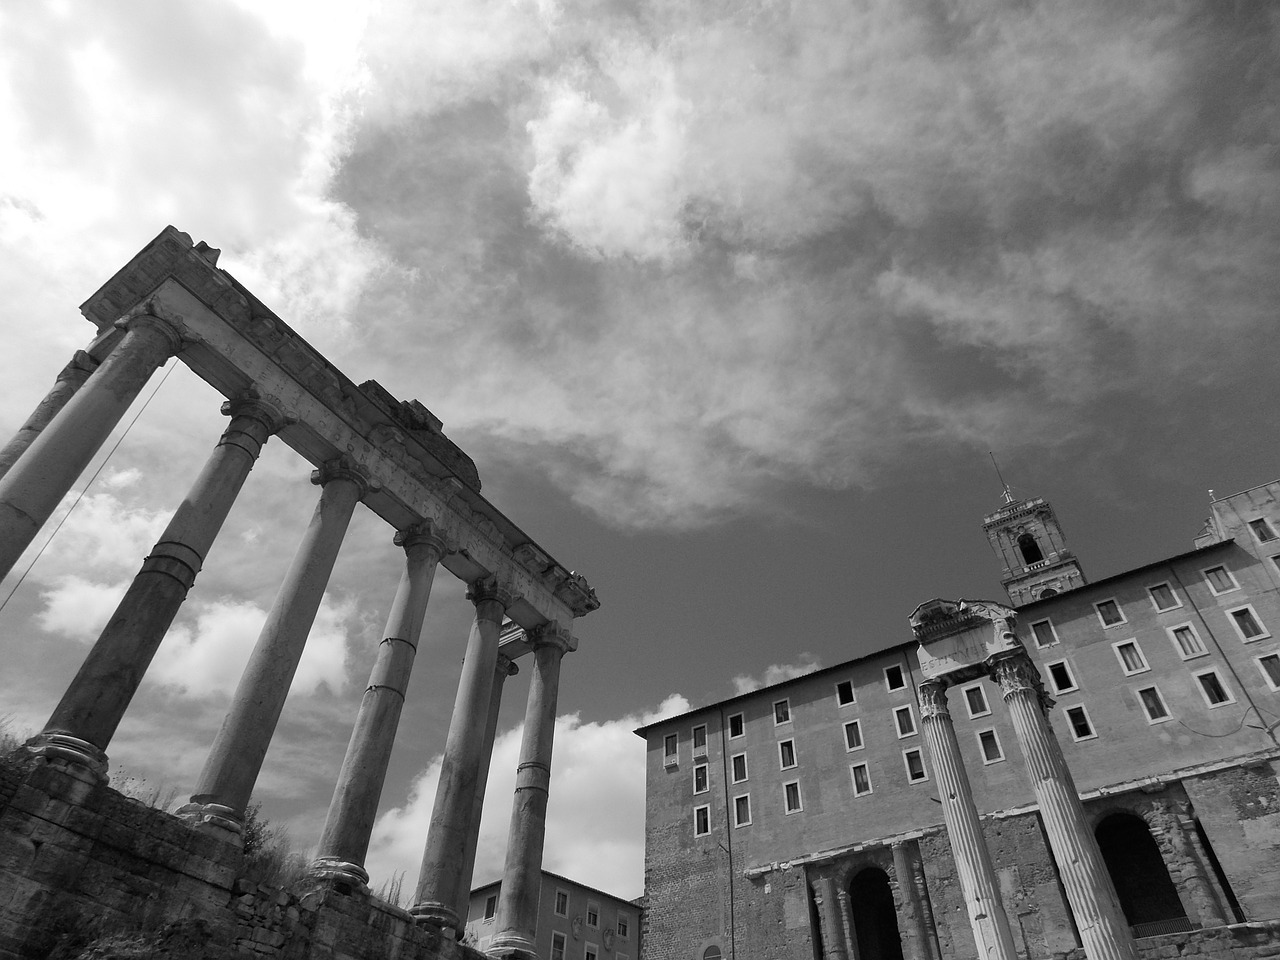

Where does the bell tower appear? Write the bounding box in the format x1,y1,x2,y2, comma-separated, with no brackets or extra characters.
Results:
983,488,1087,605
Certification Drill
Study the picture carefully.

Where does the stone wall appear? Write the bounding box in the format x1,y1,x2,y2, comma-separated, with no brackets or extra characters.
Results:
0,753,485,960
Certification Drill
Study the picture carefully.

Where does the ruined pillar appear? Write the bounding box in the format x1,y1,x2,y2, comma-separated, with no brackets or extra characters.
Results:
835,888,858,960
181,458,369,838
411,576,512,931
917,678,1019,960
311,520,450,887
894,841,941,960
812,873,851,960
991,648,1137,960
30,398,285,778
0,314,184,581
488,623,575,958
1147,799,1226,927
910,842,944,960
0,350,100,480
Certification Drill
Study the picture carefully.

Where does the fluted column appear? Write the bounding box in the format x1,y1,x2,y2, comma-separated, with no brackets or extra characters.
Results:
0,314,184,581
488,622,575,958
813,874,851,960
411,576,513,930
181,457,369,838
0,350,100,480
29,398,285,778
917,679,1018,960
311,520,451,887
991,648,1137,960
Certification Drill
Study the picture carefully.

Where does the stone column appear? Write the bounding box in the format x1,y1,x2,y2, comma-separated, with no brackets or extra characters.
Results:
0,314,184,581
411,576,513,931
910,843,944,960
30,398,285,778
894,841,940,960
991,648,1137,960
488,623,575,958
835,888,858,960
917,679,1019,960
812,874,851,960
454,650,519,928
1147,800,1225,927
0,350,100,480
311,520,451,887
181,458,369,837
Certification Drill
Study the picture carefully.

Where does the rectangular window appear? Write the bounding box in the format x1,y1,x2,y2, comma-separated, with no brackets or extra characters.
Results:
728,712,744,738
844,719,864,751
551,933,567,960
554,889,569,917
663,733,678,765
784,780,803,814
1113,640,1149,675
1137,685,1171,722
773,699,791,724
836,680,856,705
903,748,927,782
978,729,1004,764
1030,618,1059,648
1228,605,1269,642
586,901,599,928
1064,704,1096,741
850,762,873,796
884,664,906,690
1095,599,1126,627
694,805,710,836
484,894,497,920
1249,518,1278,543
585,944,599,960
962,683,990,718
1148,582,1180,611
692,724,707,755
731,753,748,783
1257,653,1280,691
779,739,797,769
1204,565,1238,595
1046,660,1077,694
1168,623,1207,659
733,794,751,827
894,704,917,738
617,914,630,939
693,763,709,794
1195,669,1234,707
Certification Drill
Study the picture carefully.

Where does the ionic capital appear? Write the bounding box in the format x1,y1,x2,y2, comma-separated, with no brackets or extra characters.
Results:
530,619,578,656
311,455,377,497
115,306,190,355
220,397,290,434
495,651,520,680
395,518,454,558
467,574,516,611
917,678,951,719
989,650,1053,711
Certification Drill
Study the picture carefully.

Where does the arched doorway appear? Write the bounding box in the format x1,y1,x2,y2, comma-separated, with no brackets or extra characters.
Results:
848,867,904,960
1095,812,1189,934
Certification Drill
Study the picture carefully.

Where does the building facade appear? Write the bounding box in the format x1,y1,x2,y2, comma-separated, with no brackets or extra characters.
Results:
464,871,642,960
639,481,1280,960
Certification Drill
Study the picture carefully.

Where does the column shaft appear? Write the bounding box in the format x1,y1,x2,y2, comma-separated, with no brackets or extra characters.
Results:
183,460,366,835
411,578,511,930
0,350,99,480
917,680,1019,960
835,889,858,960
911,844,944,960
0,315,182,581
815,875,850,960
894,841,940,960
488,625,572,958
992,651,1137,960
32,398,283,776
312,523,447,885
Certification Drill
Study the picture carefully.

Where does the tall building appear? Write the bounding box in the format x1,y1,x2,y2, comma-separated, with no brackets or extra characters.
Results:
638,481,1280,960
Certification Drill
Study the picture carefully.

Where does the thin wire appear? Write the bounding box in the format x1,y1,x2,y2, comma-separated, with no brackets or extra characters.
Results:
0,360,179,615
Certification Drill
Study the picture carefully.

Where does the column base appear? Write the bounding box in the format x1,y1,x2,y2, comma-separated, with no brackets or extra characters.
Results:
175,801,245,845
409,900,459,933
308,857,370,891
485,931,538,959
25,733,109,784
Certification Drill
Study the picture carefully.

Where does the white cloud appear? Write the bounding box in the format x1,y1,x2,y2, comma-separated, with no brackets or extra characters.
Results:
732,655,822,695
366,694,689,901
36,576,129,642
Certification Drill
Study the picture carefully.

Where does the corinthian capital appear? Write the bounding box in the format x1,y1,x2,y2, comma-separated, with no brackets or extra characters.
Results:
989,650,1053,711
917,678,951,719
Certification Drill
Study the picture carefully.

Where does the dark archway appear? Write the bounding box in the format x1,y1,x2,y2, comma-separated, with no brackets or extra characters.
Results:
1095,813,1188,934
848,867,904,960
1018,532,1044,564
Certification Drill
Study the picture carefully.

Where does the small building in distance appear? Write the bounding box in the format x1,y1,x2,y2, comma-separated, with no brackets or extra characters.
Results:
464,870,642,960
638,480,1280,960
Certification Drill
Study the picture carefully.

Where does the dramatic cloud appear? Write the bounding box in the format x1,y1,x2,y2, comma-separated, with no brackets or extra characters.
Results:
732,656,823,696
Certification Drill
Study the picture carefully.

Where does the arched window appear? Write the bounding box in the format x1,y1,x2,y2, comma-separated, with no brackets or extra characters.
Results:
848,868,904,960
1018,532,1044,564
1039,588,1058,599
1095,812,1189,935
702,947,723,960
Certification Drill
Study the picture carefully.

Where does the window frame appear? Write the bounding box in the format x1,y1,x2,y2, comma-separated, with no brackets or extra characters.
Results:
1192,668,1235,708
484,893,497,921
884,664,906,691
1136,684,1172,723
616,913,631,940
835,679,856,706
663,733,678,766
778,738,797,770
585,943,599,960
1063,704,1097,741
1249,517,1278,543
693,763,709,795
551,932,567,960
1255,652,1280,692
554,888,570,918
1226,604,1270,643
1045,658,1078,695
902,747,928,783
849,761,873,797
1112,639,1150,676
586,900,599,929
693,804,710,837
773,698,792,725
894,704,917,739
961,682,990,719
1094,598,1127,628
783,779,803,814
1029,617,1059,648
1166,622,1208,660
730,752,748,784
692,723,708,756
1202,564,1239,596
727,712,745,739
844,719,864,752
732,793,752,827
977,728,1004,764
1147,581,1182,612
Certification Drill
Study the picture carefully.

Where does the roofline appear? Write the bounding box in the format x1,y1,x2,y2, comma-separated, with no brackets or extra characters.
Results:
1211,479,1280,504
470,869,639,907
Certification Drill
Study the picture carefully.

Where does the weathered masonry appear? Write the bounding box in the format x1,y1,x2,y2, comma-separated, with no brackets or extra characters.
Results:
0,226,597,959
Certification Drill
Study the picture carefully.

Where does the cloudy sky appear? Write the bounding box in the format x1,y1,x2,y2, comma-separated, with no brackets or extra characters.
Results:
0,0,1277,902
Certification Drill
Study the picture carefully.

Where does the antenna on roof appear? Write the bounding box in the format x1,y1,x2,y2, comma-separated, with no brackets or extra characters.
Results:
989,451,1015,505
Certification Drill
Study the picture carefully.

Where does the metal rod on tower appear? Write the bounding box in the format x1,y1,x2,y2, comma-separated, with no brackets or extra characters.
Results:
989,451,1015,505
